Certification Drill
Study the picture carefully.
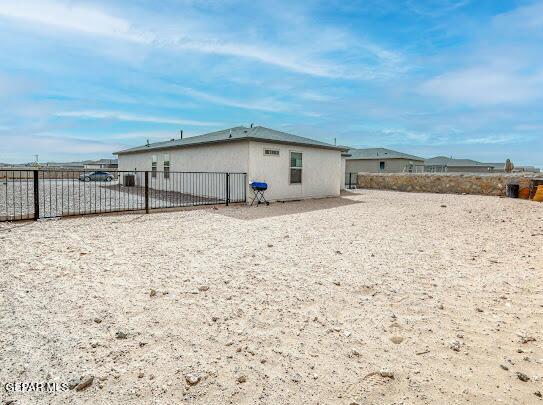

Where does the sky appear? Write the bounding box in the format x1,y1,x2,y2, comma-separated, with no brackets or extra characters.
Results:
0,0,542,167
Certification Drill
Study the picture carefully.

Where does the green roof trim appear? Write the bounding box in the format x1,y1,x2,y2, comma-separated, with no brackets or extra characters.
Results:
115,126,348,155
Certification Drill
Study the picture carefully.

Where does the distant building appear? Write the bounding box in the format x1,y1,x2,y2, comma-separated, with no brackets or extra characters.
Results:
486,163,540,173
38,159,118,170
345,148,425,176
425,156,540,173
83,159,118,169
424,156,495,173
43,161,85,169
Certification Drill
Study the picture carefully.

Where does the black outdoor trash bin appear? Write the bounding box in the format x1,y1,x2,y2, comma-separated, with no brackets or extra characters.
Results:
506,183,519,198
123,174,135,187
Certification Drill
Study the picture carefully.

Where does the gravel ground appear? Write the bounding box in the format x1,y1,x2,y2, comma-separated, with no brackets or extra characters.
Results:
0,179,224,220
0,189,542,404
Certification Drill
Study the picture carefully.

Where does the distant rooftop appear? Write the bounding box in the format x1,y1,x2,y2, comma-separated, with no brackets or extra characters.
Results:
91,158,118,164
115,126,348,154
425,156,494,167
346,148,424,161
42,158,118,167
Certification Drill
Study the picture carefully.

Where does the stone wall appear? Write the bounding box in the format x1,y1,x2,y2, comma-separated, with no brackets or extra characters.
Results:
356,173,539,196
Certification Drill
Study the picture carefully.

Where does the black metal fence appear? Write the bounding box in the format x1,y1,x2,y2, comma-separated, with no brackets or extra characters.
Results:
0,170,247,222
346,172,358,189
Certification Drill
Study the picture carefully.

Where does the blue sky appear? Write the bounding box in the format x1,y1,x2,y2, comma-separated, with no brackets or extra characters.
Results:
0,0,542,167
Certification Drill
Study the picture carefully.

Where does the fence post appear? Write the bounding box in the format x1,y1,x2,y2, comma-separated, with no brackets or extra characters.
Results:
33,170,39,220
243,173,247,203
225,173,230,206
144,171,149,214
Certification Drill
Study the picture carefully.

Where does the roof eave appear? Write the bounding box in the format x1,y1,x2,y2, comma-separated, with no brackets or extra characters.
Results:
115,137,347,155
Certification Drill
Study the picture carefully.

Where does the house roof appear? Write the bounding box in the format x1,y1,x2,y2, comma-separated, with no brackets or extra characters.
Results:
425,156,494,167
83,158,118,165
95,158,118,164
345,148,424,161
115,126,348,155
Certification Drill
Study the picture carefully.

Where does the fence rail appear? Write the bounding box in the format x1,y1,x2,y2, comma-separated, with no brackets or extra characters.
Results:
0,170,247,222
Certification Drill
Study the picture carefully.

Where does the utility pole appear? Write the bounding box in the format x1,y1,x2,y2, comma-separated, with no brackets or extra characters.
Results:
34,154,39,166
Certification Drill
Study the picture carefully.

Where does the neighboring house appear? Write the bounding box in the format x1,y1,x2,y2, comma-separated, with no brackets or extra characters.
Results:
345,148,425,176
513,166,541,173
425,157,496,173
42,161,85,169
36,159,118,170
83,159,118,169
115,126,348,202
487,163,541,173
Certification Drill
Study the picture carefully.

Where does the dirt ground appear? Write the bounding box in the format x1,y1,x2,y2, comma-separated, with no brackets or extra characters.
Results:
1,189,542,404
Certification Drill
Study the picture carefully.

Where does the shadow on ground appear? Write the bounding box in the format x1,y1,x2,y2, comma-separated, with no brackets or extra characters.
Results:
217,190,364,220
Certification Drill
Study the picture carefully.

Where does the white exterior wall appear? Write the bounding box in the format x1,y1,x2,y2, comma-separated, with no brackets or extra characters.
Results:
118,141,249,173
247,141,342,201
118,141,249,201
117,140,343,203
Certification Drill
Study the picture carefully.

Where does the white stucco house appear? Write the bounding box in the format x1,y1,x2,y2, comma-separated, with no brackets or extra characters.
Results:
115,126,348,203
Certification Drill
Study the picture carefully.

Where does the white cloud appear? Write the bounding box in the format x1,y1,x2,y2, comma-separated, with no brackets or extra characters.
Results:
0,73,37,98
0,0,400,79
461,134,531,145
405,0,471,17
419,1,543,106
298,91,333,102
55,110,222,126
169,39,344,78
380,128,432,143
492,1,543,34
421,68,543,105
0,132,121,159
0,0,148,42
108,131,188,141
179,87,290,112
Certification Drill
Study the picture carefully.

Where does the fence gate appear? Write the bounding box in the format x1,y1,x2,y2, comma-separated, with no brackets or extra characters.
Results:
346,172,358,189
0,170,247,222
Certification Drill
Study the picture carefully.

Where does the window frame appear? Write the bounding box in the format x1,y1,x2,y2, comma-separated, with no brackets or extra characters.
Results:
151,155,157,178
379,161,385,171
289,151,303,184
163,153,170,179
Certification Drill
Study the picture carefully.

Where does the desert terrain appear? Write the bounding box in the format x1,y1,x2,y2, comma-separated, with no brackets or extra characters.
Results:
1,189,542,404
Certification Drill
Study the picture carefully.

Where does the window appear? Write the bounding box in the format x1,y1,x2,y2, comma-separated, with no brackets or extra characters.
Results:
163,154,170,179
151,155,157,178
264,148,280,156
379,161,385,171
290,152,302,184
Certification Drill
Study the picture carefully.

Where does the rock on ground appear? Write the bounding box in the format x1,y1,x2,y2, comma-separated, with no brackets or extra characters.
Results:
0,190,541,404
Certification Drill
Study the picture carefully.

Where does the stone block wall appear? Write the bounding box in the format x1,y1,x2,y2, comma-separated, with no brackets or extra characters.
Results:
356,173,539,196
